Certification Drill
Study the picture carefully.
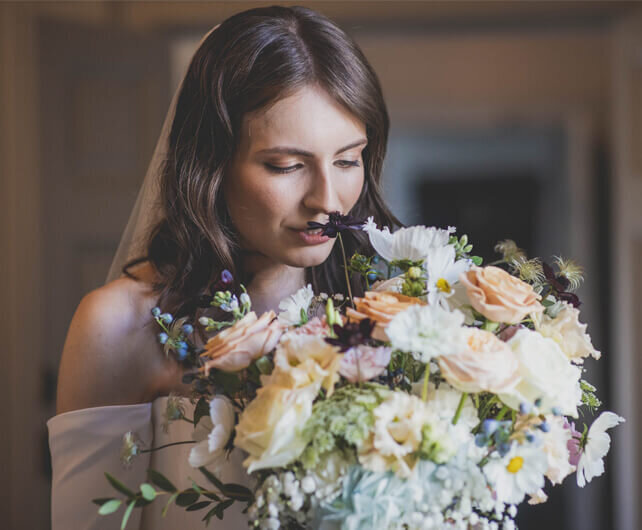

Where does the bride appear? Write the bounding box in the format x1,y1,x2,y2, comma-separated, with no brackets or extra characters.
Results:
48,4,398,529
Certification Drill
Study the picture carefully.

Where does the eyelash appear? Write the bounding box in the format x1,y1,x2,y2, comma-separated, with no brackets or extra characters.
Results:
265,160,361,174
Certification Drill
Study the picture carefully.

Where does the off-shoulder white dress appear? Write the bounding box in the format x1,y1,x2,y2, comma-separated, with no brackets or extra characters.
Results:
47,397,249,530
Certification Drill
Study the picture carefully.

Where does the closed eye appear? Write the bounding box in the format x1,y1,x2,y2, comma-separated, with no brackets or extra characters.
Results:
264,160,361,174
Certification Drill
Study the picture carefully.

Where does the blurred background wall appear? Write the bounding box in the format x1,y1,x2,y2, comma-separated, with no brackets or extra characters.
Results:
1,1,641,529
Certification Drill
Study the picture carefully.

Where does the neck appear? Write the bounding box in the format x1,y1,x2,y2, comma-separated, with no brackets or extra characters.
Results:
240,253,306,315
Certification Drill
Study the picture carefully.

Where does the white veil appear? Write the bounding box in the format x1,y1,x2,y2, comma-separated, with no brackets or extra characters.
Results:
105,24,220,284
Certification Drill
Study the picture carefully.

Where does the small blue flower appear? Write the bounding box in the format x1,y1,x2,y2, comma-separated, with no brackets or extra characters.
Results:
526,433,536,443
181,324,194,335
519,402,532,415
475,433,489,447
372,256,380,264
551,406,561,416
539,421,550,433
534,397,542,408
177,348,188,360
367,272,378,282
161,313,173,324
482,419,499,436
498,442,512,456
221,269,233,284
151,307,161,318
158,332,168,344
177,341,188,350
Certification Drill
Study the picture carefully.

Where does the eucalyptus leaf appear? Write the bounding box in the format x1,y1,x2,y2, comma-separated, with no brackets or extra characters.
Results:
121,500,136,530
186,501,212,512
105,473,135,498
176,490,200,507
140,483,156,501
93,497,114,506
148,469,177,493
98,499,122,515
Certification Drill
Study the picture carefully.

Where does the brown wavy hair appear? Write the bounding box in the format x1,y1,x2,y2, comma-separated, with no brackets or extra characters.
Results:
124,4,399,318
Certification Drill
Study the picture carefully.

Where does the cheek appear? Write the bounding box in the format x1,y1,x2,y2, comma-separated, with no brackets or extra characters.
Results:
225,169,297,228
339,170,366,211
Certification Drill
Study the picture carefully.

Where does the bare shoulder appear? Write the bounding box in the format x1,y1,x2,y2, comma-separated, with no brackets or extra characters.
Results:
55,263,182,414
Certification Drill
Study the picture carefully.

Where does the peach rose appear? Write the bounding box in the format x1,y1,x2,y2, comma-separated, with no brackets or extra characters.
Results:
438,328,520,394
346,291,425,341
201,311,282,373
459,266,544,324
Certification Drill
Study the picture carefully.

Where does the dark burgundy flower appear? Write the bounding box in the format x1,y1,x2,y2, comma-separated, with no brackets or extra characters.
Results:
307,212,365,238
542,261,581,308
325,318,376,352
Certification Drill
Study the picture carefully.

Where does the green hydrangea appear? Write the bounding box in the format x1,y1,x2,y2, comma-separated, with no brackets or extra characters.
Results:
301,384,389,469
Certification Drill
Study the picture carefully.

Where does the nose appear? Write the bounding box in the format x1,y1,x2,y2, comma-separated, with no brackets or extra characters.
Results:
302,163,341,214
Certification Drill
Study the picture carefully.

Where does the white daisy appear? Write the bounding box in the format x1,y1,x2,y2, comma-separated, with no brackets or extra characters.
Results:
188,396,235,471
362,216,455,262
483,442,547,505
385,304,467,363
277,284,315,326
576,411,625,487
425,244,472,308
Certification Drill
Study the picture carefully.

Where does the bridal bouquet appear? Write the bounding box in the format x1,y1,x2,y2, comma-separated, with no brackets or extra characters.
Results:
96,214,623,530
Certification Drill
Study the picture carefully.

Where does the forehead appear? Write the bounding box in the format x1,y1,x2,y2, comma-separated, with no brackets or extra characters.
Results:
239,85,366,154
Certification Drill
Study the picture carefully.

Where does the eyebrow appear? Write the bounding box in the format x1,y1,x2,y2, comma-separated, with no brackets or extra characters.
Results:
256,138,368,158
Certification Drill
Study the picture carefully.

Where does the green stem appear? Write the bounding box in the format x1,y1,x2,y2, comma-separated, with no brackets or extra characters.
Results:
141,440,196,453
452,392,468,425
337,233,355,308
421,364,430,401
495,405,510,421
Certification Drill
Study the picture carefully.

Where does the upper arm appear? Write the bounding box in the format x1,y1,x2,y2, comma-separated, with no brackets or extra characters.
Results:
55,285,148,414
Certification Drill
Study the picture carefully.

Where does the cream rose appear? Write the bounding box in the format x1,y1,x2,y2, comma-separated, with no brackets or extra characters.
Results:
261,333,342,396
359,391,451,477
201,311,282,373
339,345,392,383
532,302,601,363
438,328,521,394
459,266,544,324
498,328,582,417
346,291,425,341
234,383,317,473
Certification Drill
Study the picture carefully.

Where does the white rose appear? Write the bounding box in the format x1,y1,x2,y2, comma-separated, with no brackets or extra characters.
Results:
533,302,600,363
498,328,582,417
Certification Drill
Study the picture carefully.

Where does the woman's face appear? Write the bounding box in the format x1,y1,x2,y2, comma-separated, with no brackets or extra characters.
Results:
224,84,367,268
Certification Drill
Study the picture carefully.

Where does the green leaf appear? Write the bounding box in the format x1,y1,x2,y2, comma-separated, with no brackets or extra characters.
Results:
92,497,114,506
203,491,221,502
194,397,210,427
121,500,136,530
148,469,177,493
140,483,156,501
98,499,122,515
186,501,212,512
219,483,252,501
162,492,179,518
176,490,200,507
215,499,235,519
471,256,483,266
105,473,135,498
199,467,225,490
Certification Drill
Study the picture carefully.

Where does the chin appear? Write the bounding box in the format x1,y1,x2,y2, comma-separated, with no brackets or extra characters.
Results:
281,242,335,268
